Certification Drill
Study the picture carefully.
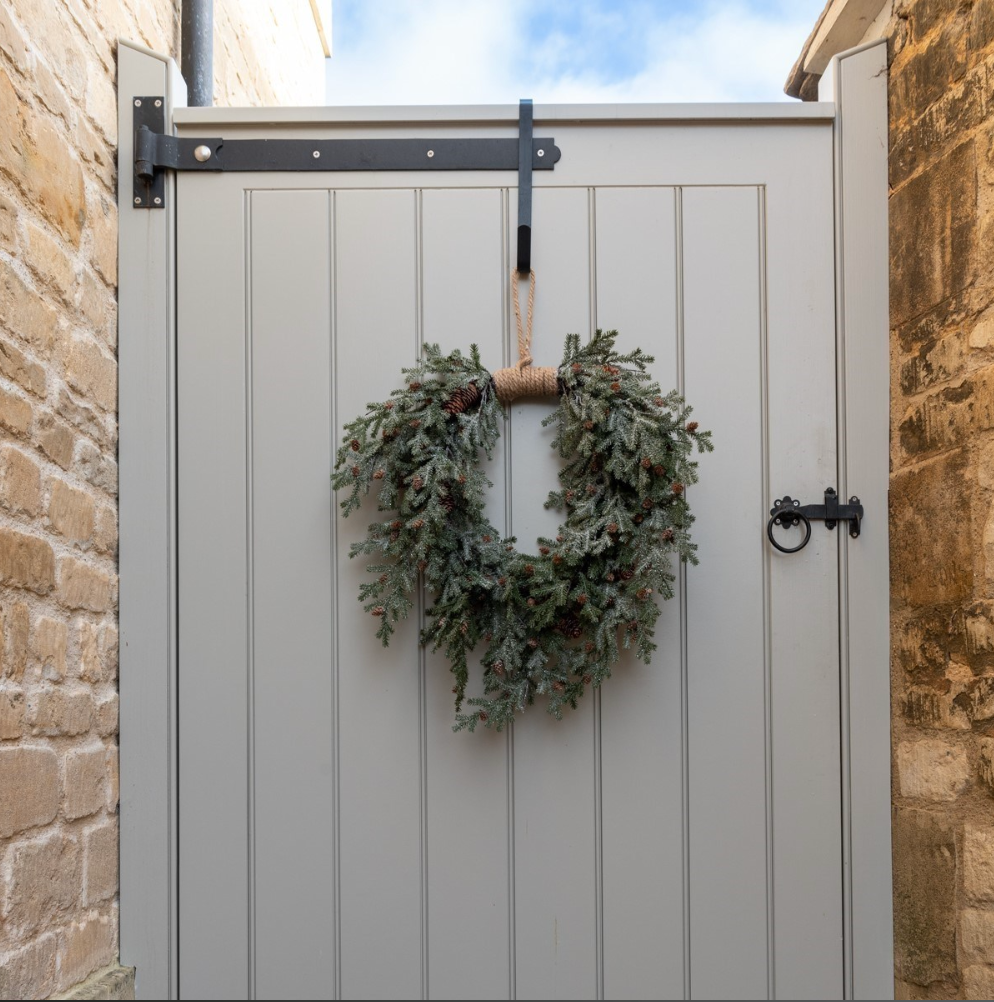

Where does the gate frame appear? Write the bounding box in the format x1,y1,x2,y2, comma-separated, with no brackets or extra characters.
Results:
117,39,891,1000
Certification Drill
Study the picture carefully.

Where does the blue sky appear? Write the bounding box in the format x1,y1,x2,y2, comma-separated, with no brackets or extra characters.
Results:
325,1,827,105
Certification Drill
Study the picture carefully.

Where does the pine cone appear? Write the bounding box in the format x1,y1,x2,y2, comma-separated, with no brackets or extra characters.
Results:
493,660,505,676
662,528,675,541
672,482,685,495
686,421,699,432
553,681,566,693
556,613,583,638
539,546,550,555
371,606,385,617
442,382,482,415
412,475,424,490
373,469,385,480
440,493,455,513
350,439,360,451
641,457,652,469
653,465,664,477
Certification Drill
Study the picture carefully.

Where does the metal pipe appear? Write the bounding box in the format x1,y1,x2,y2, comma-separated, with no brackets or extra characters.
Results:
181,0,214,107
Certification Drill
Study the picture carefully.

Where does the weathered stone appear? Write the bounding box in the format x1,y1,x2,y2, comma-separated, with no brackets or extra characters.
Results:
0,526,55,594
35,411,75,470
0,2,29,70
57,911,115,991
77,440,116,496
890,452,973,606
82,820,117,906
970,0,994,52
57,557,113,612
49,479,95,543
2,601,29,679
105,743,118,812
78,621,101,683
27,686,92,737
65,337,116,412
0,445,41,516
891,141,977,327
0,384,33,436
93,505,116,556
94,693,117,739
978,737,994,795
0,191,17,253
892,17,968,120
0,335,46,397
0,934,56,1001
0,68,85,246
32,57,72,126
903,683,971,730
964,964,994,1000
56,387,109,448
62,744,107,820
0,265,57,356
898,366,994,461
897,738,970,800
893,807,958,984
965,827,994,901
76,270,114,348
87,192,116,288
961,908,994,961
0,686,24,739
24,220,76,303
898,330,968,397
0,745,59,837
0,831,81,937
33,616,67,681
100,625,118,682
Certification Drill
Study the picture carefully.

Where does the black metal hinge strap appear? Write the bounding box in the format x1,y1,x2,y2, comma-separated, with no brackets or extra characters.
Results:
767,487,864,554
517,98,533,275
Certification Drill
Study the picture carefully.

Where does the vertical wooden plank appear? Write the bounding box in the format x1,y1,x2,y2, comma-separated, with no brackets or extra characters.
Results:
512,186,598,1002
334,189,423,1000
118,43,184,1002
250,191,336,999
764,132,843,1000
835,41,894,1002
420,187,511,1001
682,187,768,1000
594,188,686,1000
176,174,250,1000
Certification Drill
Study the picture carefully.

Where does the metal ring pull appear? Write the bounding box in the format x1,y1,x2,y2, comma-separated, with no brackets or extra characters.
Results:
767,497,812,553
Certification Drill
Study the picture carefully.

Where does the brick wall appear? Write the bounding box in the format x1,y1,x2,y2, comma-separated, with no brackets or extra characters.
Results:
885,1,994,998
0,3,324,998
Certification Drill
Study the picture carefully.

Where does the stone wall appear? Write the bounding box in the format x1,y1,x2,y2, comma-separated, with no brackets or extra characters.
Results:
0,3,325,999
885,1,994,998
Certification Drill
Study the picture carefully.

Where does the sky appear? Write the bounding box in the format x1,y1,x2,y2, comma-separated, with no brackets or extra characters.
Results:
324,0,827,106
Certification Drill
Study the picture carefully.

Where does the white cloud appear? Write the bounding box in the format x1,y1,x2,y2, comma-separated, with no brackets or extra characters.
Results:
325,1,825,106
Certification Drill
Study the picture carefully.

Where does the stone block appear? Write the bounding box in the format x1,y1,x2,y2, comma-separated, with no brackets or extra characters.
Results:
35,412,75,471
0,831,81,937
978,737,994,794
892,806,958,984
25,221,75,304
28,686,92,737
897,738,970,800
0,3,28,70
32,616,67,681
49,480,95,543
78,621,101,683
898,366,994,462
57,557,113,612
0,384,33,436
65,337,116,413
94,693,117,738
0,934,56,1001
890,452,973,607
77,270,114,348
56,388,110,449
0,191,17,254
892,17,967,121
2,601,29,679
82,820,117,906
57,911,115,992
0,745,59,837
93,505,117,557
970,0,994,51
77,441,116,497
964,964,994,1000
891,141,977,327
0,526,55,594
0,265,57,356
962,908,994,960
0,445,41,516
0,686,24,739
965,826,994,900
105,744,118,812
0,68,85,247
63,744,107,821
0,335,46,397
87,192,116,288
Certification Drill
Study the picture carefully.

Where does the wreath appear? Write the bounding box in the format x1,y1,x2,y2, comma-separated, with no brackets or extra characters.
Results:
332,327,712,731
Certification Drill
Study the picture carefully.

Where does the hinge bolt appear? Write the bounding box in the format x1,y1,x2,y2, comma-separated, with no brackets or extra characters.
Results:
312,150,320,159
427,149,434,158
154,99,162,107
134,99,141,107
194,145,212,163
537,148,545,157
134,197,141,205
153,197,162,205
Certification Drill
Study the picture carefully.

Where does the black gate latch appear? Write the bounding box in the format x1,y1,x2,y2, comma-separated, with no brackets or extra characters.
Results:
767,487,863,554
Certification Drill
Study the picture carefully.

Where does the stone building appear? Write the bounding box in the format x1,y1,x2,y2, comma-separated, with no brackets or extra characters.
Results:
789,1,994,998
0,3,328,998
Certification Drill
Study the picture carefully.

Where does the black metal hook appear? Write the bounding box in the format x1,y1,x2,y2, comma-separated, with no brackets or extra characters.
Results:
517,99,533,275
767,497,812,554
767,488,864,554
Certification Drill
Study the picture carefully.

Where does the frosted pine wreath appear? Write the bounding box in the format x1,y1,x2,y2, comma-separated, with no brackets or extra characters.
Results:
332,328,712,732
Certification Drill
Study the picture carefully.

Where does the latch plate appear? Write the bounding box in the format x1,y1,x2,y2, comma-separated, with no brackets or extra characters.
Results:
767,487,864,554
133,97,166,208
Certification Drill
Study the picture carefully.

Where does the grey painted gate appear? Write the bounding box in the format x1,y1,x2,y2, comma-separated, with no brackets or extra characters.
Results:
118,41,893,1002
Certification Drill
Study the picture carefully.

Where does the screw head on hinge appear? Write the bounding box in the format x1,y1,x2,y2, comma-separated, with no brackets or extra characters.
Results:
194,145,212,163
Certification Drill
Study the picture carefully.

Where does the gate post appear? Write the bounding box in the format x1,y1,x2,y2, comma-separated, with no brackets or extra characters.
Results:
117,41,185,1002
833,39,894,1002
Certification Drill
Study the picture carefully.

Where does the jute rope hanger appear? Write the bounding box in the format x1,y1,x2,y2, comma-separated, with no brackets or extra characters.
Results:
491,269,559,405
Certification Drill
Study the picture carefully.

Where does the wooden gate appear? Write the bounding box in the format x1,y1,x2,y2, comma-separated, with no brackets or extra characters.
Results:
118,41,893,1001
